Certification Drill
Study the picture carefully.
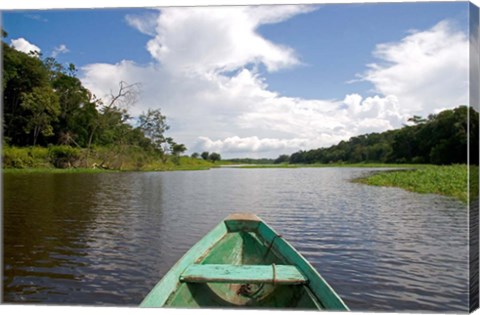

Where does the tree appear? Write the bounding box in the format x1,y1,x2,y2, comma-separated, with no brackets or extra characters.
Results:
87,81,140,150
20,86,60,145
191,152,199,159
3,42,51,145
201,151,209,160
274,154,290,164
50,70,92,146
168,142,187,165
209,152,221,163
138,108,170,152
407,115,427,125
171,143,187,156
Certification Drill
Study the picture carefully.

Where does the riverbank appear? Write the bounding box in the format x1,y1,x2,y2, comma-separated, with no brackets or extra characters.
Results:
2,159,221,173
2,167,114,174
2,145,224,172
353,164,477,203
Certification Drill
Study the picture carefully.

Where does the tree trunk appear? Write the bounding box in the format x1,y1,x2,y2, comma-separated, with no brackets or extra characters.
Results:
33,126,40,146
86,125,98,167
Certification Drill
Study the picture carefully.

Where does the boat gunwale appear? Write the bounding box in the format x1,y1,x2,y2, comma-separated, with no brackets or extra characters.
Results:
140,220,229,307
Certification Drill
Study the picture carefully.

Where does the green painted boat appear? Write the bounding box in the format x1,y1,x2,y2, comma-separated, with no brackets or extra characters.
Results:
140,213,349,310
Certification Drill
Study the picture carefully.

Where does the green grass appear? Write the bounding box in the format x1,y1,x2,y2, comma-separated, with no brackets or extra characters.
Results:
2,146,51,168
353,164,478,203
140,156,220,171
234,163,425,169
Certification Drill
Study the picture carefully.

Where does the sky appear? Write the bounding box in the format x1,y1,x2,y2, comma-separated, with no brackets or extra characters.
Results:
1,1,473,158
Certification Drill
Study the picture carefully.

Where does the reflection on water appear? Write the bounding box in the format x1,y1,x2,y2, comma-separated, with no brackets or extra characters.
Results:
3,168,468,311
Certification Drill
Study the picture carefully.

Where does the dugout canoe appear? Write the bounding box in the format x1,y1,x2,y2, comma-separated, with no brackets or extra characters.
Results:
140,213,349,310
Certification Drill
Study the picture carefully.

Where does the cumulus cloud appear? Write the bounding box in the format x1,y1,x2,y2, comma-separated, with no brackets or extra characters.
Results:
145,6,312,74
51,44,69,57
359,20,468,117
10,37,41,55
80,7,469,158
196,136,310,154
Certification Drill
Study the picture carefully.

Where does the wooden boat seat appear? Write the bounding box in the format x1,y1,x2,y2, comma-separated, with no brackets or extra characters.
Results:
179,264,307,285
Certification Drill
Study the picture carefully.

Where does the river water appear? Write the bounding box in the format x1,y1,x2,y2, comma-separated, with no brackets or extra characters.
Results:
3,168,469,311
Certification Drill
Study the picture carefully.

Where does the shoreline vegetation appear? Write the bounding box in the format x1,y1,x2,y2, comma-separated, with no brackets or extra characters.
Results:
2,145,224,172
3,148,476,203
353,164,478,203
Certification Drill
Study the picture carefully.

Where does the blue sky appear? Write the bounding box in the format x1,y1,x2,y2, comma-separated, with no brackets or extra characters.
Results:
3,8,154,65
257,2,468,99
1,2,472,158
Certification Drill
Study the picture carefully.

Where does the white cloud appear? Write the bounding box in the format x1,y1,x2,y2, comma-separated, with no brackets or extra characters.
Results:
359,20,469,117
145,6,312,74
125,12,158,36
51,44,69,57
80,8,469,158
10,37,41,55
342,94,405,129
196,136,310,154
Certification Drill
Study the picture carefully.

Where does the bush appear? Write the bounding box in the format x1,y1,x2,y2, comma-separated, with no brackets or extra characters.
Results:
3,146,50,168
3,146,33,168
48,145,81,168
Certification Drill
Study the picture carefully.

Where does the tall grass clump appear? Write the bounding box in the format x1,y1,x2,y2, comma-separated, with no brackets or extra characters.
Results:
354,164,476,203
3,146,50,168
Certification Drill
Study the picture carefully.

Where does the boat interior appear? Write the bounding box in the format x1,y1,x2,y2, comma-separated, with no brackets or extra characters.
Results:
163,218,322,309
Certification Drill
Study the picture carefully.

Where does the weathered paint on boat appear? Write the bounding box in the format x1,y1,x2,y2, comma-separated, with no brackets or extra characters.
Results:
140,213,349,310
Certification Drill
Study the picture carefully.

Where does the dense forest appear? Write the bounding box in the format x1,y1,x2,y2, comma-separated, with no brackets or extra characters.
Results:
1,30,205,169
3,30,176,149
278,106,479,165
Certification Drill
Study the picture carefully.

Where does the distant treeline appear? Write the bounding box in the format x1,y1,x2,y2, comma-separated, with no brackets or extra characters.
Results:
277,106,478,165
226,158,274,164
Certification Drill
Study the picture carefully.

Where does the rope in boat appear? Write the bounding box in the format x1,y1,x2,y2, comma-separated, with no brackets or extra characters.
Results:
264,234,282,259
237,234,283,297
272,263,276,285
